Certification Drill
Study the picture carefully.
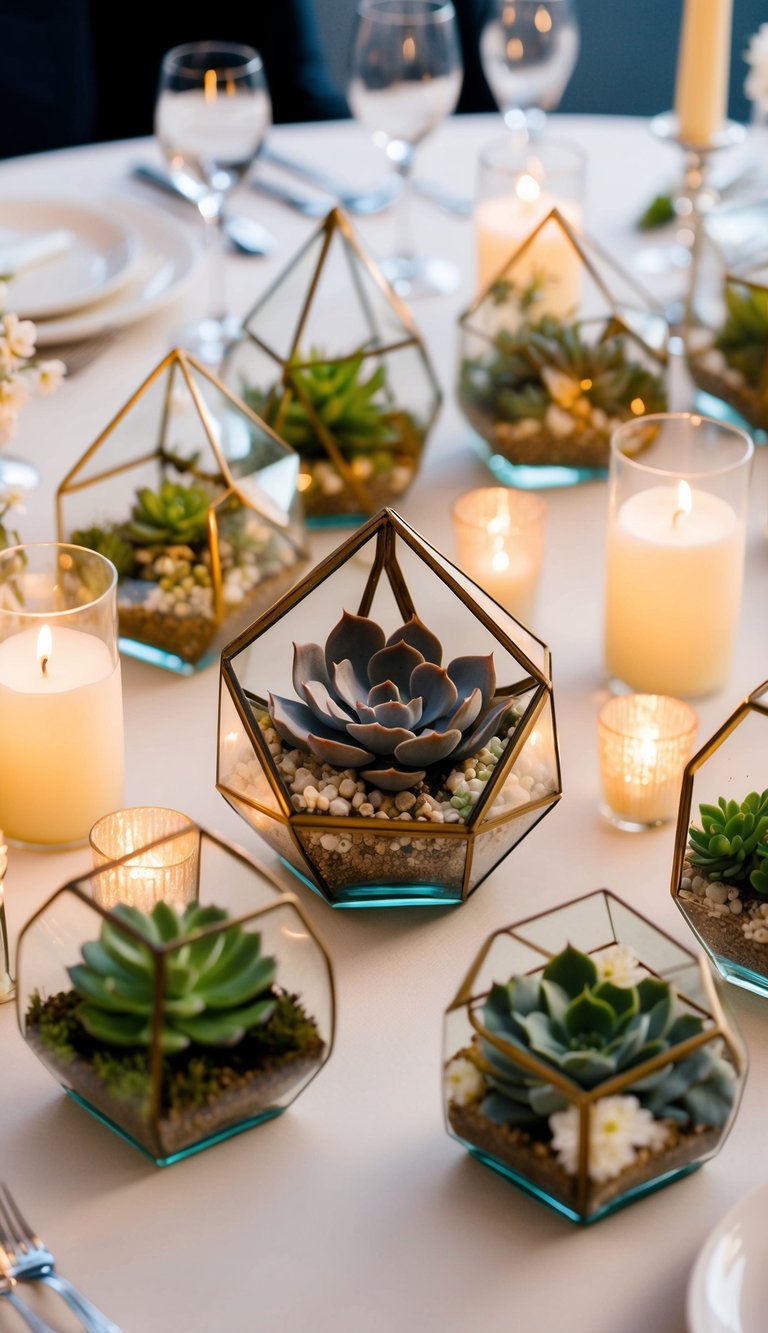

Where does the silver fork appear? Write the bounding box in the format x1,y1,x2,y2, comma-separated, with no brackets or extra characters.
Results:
0,1271,59,1333
0,1186,122,1333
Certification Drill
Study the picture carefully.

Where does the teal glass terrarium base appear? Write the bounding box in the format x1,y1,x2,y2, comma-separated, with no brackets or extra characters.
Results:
280,858,462,909
463,1141,702,1226
67,1089,284,1167
692,387,767,445
477,440,608,491
119,635,218,676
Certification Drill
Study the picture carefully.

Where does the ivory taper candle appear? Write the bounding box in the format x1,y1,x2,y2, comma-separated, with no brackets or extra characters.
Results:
674,0,733,146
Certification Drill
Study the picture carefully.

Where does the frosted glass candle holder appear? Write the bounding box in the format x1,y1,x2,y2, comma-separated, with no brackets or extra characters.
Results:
89,807,199,910
598,694,698,831
451,487,546,624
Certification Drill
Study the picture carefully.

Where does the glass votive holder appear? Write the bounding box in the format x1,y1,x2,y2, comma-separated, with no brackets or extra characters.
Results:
473,133,585,299
598,694,698,832
451,487,546,624
0,543,124,849
89,807,199,911
604,413,754,699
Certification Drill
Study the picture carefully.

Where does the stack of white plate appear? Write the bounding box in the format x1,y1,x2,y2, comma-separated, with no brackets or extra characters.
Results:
0,195,199,344
687,1182,768,1332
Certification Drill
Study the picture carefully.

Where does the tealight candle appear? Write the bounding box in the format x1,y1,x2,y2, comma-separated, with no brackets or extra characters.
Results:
604,414,753,698
452,487,546,624
0,545,124,848
90,807,199,912
598,694,697,831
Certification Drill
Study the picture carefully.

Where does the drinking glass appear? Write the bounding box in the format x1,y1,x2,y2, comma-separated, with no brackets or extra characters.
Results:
348,0,463,298
480,0,579,135
155,41,271,364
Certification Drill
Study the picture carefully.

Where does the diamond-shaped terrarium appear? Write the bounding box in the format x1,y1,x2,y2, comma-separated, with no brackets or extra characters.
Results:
222,208,441,526
57,349,306,674
457,208,669,489
16,825,335,1166
218,508,561,909
673,680,768,998
444,890,746,1224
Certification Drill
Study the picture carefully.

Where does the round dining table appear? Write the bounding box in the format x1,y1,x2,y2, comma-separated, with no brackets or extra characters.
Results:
1,113,766,1333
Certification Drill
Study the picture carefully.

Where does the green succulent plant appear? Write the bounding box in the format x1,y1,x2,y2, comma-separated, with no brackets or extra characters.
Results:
244,349,397,462
715,281,768,385
124,480,212,548
474,945,734,1132
68,901,277,1054
70,525,138,579
687,791,768,885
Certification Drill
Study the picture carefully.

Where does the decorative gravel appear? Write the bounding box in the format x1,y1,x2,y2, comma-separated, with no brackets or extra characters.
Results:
677,859,768,978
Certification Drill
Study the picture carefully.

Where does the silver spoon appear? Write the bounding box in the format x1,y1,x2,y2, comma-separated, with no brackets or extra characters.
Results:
131,164,276,255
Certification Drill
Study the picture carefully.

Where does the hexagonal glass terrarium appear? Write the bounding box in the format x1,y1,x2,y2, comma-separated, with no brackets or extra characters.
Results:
57,349,306,674
672,680,768,997
221,208,441,526
17,825,335,1166
218,507,562,909
457,208,669,490
444,890,746,1225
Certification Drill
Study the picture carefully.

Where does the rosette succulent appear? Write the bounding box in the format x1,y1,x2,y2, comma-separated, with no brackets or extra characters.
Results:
473,945,734,1131
69,901,277,1054
267,610,512,793
125,480,212,547
688,791,768,888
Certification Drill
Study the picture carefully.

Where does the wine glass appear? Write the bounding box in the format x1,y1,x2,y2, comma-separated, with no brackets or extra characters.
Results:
155,41,271,365
480,0,579,136
348,0,463,299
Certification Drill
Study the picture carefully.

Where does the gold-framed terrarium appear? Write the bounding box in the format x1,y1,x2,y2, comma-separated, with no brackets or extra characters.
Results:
57,348,307,674
444,889,745,1224
217,507,562,909
16,824,335,1166
672,680,768,998
221,207,442,525
457,208,669,489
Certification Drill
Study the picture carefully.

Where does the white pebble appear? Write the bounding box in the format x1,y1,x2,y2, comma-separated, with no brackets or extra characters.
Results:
729,900,743,915
705,883,728,905
320,833,339,852
339,778,357,799
395,791,417,811
330,798,351,817
316,796,330,812
336,837,353,853
359,802,374,817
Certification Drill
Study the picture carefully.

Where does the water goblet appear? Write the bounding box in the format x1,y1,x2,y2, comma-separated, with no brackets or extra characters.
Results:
155,40,271,365
480,0,580,136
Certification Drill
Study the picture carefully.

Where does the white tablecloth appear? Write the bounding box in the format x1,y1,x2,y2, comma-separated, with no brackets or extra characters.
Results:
1,115,767,1333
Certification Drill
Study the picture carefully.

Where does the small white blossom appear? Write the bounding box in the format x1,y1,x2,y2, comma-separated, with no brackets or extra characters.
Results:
36,359,66,395
0,293,63,449
445,1056,485,1107
592,943,647,989
0,373,30,410
550,1095,671,1183
1,312,36,361
745,24,768,112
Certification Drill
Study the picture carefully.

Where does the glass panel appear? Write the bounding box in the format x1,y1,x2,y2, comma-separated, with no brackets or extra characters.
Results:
477,691,559,826
218,680,283,815
294,823,467,905
467,803,553,894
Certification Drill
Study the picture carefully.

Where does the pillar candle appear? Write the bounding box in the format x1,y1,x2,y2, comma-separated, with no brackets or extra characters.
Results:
0,625,124,846
674,0,733,146
604,481,743,697
474,181,583,314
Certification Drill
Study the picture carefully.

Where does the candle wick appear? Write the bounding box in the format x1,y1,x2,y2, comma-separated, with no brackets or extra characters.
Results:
41,656,49,677
672,507,686,529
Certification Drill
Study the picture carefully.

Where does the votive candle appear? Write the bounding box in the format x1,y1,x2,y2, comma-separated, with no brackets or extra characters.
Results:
452,487,546,624
598,694,698,831
89,807,199,912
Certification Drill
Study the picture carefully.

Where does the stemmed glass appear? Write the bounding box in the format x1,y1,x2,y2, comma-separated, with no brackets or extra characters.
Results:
348,0,463,298
480,0,580,135
155,41,271,365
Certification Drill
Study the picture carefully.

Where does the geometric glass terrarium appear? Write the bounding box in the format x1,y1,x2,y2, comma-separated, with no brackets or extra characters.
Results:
673,680,768,998
218,508,561,909
444,889,746,1224
457,208,669,490
16,826,335,1166
57,349,307,674
222,208,442,526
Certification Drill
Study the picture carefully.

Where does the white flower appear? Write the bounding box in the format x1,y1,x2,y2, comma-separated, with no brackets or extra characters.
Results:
549,1095,671,1183
592,943,647,989
0,373,30,410
445,1056,485,1107
745,24,768,111
0,312,36,361
36,359,66,394
0,403,19,445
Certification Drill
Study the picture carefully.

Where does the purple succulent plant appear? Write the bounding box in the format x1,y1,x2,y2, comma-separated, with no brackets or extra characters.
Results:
267,611,511,793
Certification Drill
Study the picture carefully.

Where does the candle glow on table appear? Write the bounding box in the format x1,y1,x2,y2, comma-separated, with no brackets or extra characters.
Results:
474,181,583,313
604,480,743,697
0,624,124,846
452,487,546,623
598,694,697,830
90,807,199,912
674,0,733,146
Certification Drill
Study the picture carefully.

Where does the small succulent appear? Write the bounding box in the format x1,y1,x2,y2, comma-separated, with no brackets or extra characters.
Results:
267,610,511,793
70,525,138,579
244,349,397,462
68,901,277,1054
715,281,768,385
687,791,768,885
474,945,734,1131
124,480,212,548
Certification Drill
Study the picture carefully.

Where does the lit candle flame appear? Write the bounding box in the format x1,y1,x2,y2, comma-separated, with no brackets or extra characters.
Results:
672,479,692,529
516,173,540,205
204,68,217,103
491,548,510,573
37,624,52,677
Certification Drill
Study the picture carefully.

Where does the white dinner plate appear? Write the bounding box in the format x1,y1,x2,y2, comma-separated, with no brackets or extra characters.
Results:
32,198,201,345
0,196,141,320
687,1183,768,1333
